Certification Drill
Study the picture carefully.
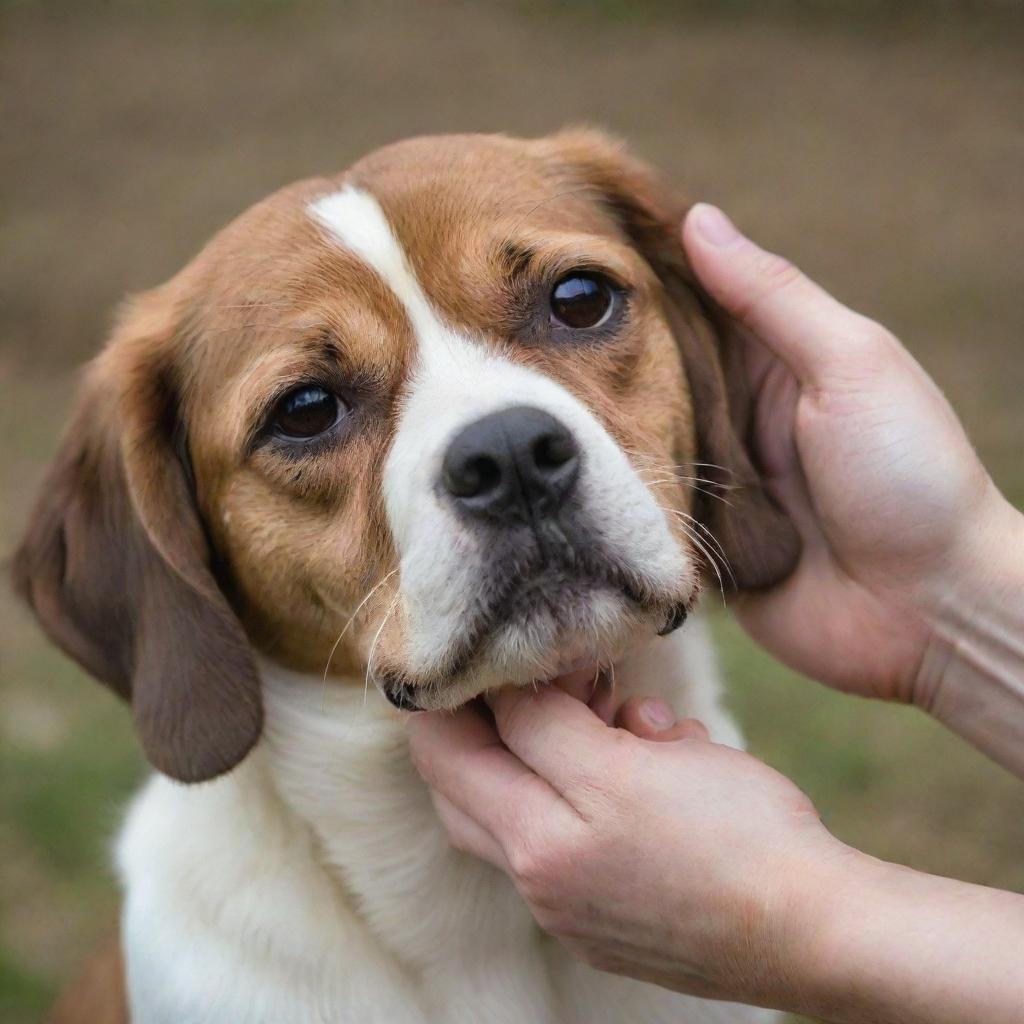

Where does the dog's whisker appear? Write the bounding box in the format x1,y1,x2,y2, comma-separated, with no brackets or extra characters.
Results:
687,528,729,601
691,461,739,479
506,184,603,238
363,592,402,708
657,504,731,567
682,482,737,509
320,567,399,711
658,503,732,568
675,474,741,491
622,448,741,503
634,471,679,484
667,509,736,592
208,301,293,311
681,525,728,601
655,503,732,599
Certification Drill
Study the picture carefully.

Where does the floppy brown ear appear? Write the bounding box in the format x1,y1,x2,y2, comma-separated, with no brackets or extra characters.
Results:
543,129,801,590
12,291,262,782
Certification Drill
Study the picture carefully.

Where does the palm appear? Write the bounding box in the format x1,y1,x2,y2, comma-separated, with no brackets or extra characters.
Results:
733,335,989,703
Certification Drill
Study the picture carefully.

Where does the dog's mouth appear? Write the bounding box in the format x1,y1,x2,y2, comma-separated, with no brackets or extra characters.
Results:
376,541,692,712
383,660,621,717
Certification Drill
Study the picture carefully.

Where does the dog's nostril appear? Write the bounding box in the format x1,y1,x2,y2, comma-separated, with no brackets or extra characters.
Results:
532,431,576,472
443,453,502,499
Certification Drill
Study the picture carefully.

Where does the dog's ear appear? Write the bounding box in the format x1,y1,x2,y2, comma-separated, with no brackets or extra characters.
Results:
12,289,262,782
541,129,800,590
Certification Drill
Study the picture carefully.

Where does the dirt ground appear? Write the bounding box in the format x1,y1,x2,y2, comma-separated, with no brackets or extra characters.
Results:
2,3,1022,1022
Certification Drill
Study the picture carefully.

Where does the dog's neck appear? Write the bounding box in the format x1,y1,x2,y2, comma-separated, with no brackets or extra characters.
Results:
259,663,433,868
257,661,543,978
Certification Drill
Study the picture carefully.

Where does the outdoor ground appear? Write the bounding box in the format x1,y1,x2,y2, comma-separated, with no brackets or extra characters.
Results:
1,3,1022,1022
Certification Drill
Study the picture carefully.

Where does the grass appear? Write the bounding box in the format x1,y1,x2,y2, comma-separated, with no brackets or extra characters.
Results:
2,3,1023,1022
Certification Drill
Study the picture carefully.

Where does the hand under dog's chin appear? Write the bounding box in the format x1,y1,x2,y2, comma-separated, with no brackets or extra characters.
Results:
378,592,660,713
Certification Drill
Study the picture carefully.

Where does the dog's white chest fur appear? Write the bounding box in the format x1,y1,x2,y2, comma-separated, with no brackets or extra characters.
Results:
116,620,775,1024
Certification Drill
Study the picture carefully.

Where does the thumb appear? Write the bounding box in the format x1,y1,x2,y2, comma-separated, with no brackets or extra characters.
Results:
615,698,711,743
682,203,890,387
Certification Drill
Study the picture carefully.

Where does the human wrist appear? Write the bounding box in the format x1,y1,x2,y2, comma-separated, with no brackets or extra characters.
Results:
914,487,1024,775
940,485,1024,612
760,838,878,1019
792,847,1024,1024
787,848,958,1024
699,828,861,1016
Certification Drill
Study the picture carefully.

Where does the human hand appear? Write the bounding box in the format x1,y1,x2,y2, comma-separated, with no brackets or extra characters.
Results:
408,684,843,1010
683,204,1023,707
411,685,1024,1023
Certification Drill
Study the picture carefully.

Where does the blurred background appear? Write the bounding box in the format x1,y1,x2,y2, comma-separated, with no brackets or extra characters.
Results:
2,2,1022,1021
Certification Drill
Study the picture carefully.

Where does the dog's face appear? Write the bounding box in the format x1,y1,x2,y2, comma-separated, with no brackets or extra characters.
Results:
15,131,798,781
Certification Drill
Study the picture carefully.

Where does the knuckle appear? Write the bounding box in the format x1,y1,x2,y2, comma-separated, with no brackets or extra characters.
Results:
508,839,548,890
809,317,902,402
851,316,898,354
756,250,803,293
509,835,569,902
733,251,805,321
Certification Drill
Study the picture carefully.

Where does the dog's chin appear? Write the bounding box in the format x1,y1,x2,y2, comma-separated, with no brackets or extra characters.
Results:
376,582,691,713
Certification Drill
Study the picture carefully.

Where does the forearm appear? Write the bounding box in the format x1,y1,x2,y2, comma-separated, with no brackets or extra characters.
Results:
918,492,1024,777
787,848,1024,1024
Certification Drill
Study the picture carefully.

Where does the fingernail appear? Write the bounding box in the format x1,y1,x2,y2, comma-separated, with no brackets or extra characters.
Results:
691,203,740,246
640,698,675,730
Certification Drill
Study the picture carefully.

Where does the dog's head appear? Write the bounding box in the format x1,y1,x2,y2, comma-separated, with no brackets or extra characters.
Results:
13,131,798,782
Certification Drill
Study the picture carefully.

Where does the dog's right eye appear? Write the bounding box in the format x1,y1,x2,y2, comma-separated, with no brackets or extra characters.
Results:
269,384,343,440
549,272,619,332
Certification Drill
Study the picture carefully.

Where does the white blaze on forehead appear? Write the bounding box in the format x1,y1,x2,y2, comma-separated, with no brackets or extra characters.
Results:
307,185,513,426
308,186,441,343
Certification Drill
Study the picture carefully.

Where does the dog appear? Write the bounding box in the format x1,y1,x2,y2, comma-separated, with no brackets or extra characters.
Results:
15,130,799,1024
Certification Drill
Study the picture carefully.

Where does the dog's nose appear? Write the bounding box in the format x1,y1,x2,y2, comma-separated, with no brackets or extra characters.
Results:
440,406,581,523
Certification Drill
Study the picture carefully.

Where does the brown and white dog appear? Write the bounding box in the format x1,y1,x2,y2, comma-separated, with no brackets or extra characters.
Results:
15,131,798,1024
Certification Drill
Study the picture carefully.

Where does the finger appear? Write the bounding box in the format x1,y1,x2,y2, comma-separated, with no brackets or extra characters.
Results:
551,666,617,725
615,696,675,736
430,791,509,872
550,664,599,703
663,718,710,742
682,203,895,388
407,705,572,841
485,685,623,797
615,698,710,743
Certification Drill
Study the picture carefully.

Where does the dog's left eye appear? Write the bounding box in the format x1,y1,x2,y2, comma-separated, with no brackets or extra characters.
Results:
269,384,343,440
550,272,617,330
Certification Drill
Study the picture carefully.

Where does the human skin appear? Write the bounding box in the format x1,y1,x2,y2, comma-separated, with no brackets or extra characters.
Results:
408,204,1024,1023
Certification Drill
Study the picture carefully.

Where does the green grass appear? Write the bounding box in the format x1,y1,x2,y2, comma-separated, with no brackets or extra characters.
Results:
0,637,139,1023
0,957,52,1024
0,691,138,878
